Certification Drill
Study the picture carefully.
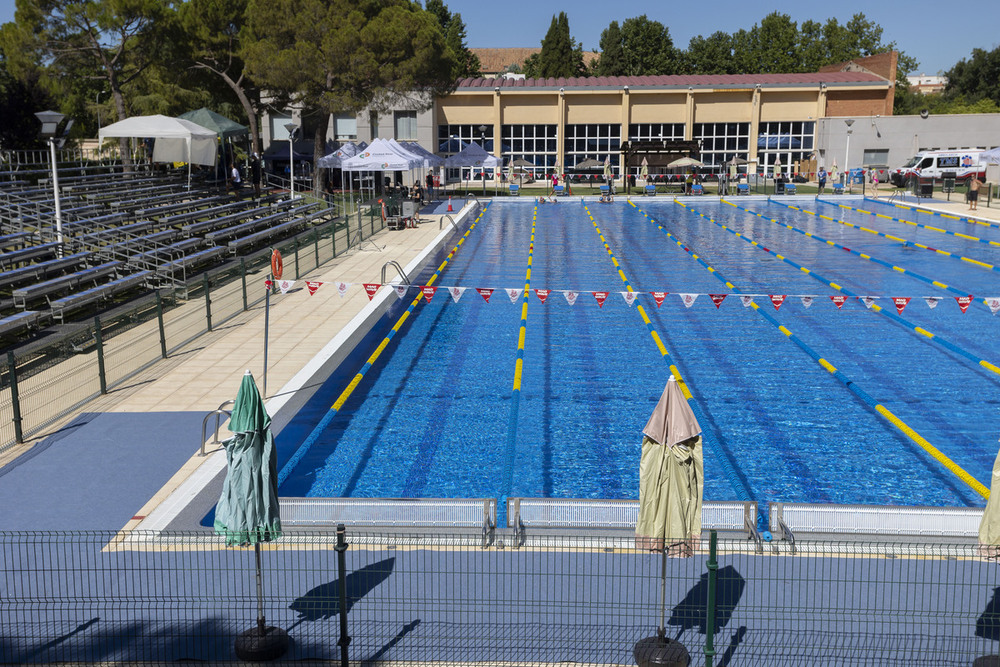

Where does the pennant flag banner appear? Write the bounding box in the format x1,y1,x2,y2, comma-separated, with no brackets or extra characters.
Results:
892,297,910,315
278,280,295,294
679,293,698,308
264,279,273,291
306,280,323,296
336,282,349,298
709,294,727,309
421,286,437,302
956,295,974,313
394,285,408,299
830,295,848,310
925,296,940,309
651,291,668,308
448,286,466,302
506,288,522,304
769,294,787,311
987,297,1000,315
535,289,551,304
740,295,754,308
800,296,814,308
477,288,494,303
622,291,638,306
363,283,381,300
564,291,579,306
861,296,876,309
593,291,609,308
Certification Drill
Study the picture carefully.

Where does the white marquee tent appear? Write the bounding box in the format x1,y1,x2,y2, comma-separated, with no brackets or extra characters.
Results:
99,115,218,187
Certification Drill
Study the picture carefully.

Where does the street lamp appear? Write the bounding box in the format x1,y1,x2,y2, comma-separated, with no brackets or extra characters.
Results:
844,119,855,191
35,110,68,253
479,124,487,195
284,122,298,198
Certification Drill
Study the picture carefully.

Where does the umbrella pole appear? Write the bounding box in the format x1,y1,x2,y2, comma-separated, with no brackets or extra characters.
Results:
262,280,270,398
658,547,667,636
254,542,266,633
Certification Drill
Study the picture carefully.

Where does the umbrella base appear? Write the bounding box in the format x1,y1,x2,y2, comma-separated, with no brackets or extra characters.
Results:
634,634,690,667
234,625,289,662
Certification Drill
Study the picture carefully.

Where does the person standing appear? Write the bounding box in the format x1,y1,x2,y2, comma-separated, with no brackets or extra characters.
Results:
969,176,983,211
425,171,435,201
229,162,242,193
817,166,827,195
250,153,262,198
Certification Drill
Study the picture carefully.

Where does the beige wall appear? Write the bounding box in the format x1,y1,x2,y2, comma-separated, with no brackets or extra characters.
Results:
629,93,688,123
759,90,822,121
499,94,560,124
692,91,755,123
438,95,498,124
564,93,623,123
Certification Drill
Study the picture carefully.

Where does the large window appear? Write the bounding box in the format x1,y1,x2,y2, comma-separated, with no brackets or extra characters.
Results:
333,113,357,140
500,124,558,179
756,121,815,172
563,123,621,174
438,124,498,180
629,123,685,142
394,111,418,141
694,123,750,171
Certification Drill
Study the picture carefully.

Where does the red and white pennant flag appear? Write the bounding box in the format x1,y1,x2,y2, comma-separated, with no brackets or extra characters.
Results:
621,291,638,306
830,295,848,310
564,291,579,306
709,294,727,309
477,288,494,303
278,280,295,294
336,281,350,298
769,294,786,310
593,291,609,308
955,295,974,313
363,283,381,300
448,286,466,302
679,293,698,308
535,289,550,304
506,288,522,304
986,297,1000,315
421,286,437,302
306,280,323,296
892,297,910,314
650,291,668,308
394,285,408,299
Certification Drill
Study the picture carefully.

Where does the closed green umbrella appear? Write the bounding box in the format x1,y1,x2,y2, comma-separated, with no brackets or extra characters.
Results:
215,370,288,660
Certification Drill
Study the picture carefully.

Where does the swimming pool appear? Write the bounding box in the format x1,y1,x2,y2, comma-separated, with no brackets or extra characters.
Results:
277,197,1000,510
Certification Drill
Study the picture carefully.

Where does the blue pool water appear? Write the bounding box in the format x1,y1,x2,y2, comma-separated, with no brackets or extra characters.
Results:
278,198,1000,509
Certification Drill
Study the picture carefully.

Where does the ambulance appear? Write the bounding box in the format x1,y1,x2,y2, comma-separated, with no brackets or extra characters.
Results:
888,149,987,186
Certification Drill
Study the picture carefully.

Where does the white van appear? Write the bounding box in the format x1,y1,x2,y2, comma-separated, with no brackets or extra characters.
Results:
889,149,987,186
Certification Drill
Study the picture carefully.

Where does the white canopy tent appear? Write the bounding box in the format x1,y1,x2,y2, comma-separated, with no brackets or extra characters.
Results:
99,115,218,188
340,138,425,204
317,141,368,169
445,142,501,194
981,146,1000,164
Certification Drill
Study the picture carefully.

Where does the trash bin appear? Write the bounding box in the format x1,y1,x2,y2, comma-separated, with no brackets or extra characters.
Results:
776,179,785,194
634,635,690,667
942,171,956,193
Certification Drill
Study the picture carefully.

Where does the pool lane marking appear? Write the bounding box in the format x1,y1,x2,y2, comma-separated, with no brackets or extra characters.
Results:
866,196,1000,231
813,198,1000,247
500,205,537,501
277,203,491,487
634,198,988,499
594,202,754,505
716,200,1000,377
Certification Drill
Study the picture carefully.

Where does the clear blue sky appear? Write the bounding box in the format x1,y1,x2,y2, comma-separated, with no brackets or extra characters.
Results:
1,0,996,76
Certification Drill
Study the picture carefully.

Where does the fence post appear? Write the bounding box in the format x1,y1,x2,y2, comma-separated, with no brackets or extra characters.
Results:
314,228,320,268
155,290,167,359
203,274,212,331
336,524,351,667
294,237,300,280
240,257,248,311
7,350,23,444
94,315,107,394
704,530,718,667
331,217,337,257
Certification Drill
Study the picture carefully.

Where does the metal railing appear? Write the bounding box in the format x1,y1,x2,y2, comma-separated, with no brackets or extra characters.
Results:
0,527,997,666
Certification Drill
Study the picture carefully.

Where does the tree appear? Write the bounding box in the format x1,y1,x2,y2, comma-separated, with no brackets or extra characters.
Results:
682,31,735,75
594,21,624,76
944,46,1000,107
0,0,171,162
619,15,677,76
0,45,53,149
425,0,480,79
176,0,263,152
523,12,584,79
244,0,458,192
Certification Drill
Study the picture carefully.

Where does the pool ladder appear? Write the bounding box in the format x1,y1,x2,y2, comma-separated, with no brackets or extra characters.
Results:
200,400,233,455
381,260,410,286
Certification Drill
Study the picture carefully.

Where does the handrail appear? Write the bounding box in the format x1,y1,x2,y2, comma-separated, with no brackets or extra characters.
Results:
380,260,410,285
200,400,233,455
439,214,457,230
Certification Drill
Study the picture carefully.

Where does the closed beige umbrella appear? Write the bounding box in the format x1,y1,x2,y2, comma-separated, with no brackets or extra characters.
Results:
979,439,1000,556
635,376,703,554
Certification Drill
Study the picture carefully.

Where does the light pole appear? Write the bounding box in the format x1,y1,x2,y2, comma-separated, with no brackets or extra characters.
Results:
479,124,487,195
844,119,855,191
35,110,67,254
284,122,298,198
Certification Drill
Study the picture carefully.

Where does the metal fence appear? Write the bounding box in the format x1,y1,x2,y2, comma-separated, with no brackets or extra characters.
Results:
0,201,394,452
0,528,997,666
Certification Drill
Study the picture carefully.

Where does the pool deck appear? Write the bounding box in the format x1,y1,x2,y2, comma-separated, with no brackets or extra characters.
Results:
1,192,998,535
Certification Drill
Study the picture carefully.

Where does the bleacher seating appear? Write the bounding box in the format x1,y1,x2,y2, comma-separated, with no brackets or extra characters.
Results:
0,252,92,289
0,242,64,270
12,261,121,309
227,209,331,253
0,232,35,250
49,270,152,322
0,310,45,336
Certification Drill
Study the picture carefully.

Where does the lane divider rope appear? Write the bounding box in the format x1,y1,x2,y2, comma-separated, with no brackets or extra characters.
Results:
277,202,491,487
866,196,1000,230
632,197,988,499
717,200,1000,377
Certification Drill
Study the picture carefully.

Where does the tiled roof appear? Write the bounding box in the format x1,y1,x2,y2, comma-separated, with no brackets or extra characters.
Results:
457,71,888,89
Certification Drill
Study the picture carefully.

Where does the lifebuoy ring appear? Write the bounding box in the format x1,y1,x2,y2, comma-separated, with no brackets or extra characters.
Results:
270,249,283,280
379,199,387,222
